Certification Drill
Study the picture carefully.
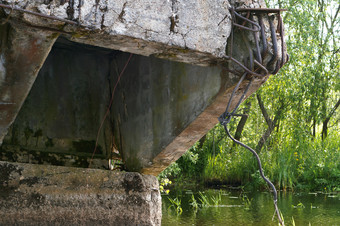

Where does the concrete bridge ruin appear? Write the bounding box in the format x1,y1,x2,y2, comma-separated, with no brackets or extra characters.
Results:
0,0,287,225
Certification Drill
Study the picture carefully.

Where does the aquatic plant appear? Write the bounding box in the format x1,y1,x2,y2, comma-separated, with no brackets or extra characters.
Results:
168,197,182,215
292,202,305,209
211,190,222,206
189,194,198,210
198,192,211,207
291,216,295,226
241,194,252,210
197,190,223,207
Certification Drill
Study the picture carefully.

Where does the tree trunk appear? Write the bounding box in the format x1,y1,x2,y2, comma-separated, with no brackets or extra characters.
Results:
234,100,251,142
256,127,273,152
256,93,285,153
256,93,273,126
197,134,207,149
322,98,340,140
312,118,316,137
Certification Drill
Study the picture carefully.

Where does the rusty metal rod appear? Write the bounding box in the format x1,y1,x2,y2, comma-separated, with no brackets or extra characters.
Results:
0,3,78,25
234,10,261,32
235,8,288,13
254,59,269,75
224,56,266,77
267,15,279,73
272,59,281,75
222,8,287,225
251,15,262,64
223,67,243,76
258,15,269,61
233,23,260,32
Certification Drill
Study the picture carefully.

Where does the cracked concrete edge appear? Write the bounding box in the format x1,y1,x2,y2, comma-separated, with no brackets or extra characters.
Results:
0,160,162,225
2,0,234,66
141,0,284,175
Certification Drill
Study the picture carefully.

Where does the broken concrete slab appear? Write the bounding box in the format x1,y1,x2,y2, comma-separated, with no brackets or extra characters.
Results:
0,160,161,225
3,0,234,66
0,0,288,175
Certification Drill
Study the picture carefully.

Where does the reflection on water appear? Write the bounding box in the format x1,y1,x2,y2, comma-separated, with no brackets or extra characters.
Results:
162,189,340,226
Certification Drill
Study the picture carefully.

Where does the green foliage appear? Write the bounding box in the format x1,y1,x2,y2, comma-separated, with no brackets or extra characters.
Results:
160,0,340,192
197,191,211,207
158,162,181,180
159,178,172,194
168,197,183,215
241,194,253,210
189,194,199,210
196,190,223,207
292,202,305,209
211,190,222,206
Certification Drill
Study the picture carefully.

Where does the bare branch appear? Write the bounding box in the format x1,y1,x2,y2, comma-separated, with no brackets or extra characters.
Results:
256,93,273,127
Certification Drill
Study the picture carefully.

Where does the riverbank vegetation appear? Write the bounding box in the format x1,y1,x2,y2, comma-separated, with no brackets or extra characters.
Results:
159,0,340,192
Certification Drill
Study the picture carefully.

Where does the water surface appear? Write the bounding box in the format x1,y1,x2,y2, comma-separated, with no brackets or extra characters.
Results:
162,189,340,225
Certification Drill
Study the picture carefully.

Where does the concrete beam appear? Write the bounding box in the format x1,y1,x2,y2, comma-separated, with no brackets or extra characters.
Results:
1,0,235,66
0,0,288,175
0,22,58,145
142,74,269,175
0,161,161,225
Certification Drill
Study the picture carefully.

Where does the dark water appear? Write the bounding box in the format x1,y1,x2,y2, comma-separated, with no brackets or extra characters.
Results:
162,189,340,225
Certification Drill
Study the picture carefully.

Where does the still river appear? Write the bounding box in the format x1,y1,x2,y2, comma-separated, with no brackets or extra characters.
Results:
162,189,340,225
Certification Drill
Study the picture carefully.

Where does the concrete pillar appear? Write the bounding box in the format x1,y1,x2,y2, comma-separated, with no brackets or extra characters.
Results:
0,22,58,144
0,161,161,225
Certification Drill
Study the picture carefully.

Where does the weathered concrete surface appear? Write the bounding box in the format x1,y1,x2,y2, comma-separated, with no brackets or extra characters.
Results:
142,75,269,175
0,145,109,169
1,38,116,168
0,0,288,175
0,160,161,225
2,0,234,66
0,21,58,145
1,37,272,175
1,37,223,172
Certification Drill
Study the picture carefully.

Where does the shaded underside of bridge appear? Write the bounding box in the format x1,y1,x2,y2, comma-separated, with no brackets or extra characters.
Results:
0,0,289,225
1,35,269,175
0,0,281,176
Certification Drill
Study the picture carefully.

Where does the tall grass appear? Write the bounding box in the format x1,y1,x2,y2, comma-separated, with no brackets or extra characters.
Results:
200,125,340,191
159,89,339,192
163,120,339,192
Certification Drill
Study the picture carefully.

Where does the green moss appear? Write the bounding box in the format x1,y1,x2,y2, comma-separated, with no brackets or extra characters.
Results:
72,140,102,154
30,151,64,166
74,156,90,168
24,127,33,140
0,163,22,188
33,129,43,137
158,53,177,59
45,137,54,148
9,125,19,145
47,32,60,40
177,48,190,53
71,32,86,38
124,155,142,172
